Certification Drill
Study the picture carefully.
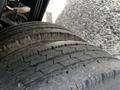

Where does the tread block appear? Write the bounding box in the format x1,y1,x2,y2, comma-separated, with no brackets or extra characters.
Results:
85,50,111,58
36,60,54,72
30,55,46,66
16,67,36,80
60,58,79,66
41,64,63,74
41,50,62,59
53,55,71,64
22,72,43,84
71,52,92,61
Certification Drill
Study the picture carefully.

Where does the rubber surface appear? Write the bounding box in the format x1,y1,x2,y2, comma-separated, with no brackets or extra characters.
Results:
0,21,71,34
0,41,120,90
0,22,84,57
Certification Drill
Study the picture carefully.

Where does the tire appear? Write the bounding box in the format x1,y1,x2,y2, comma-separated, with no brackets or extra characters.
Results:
0,22,84,56
0,21,73,35
0,41,120,90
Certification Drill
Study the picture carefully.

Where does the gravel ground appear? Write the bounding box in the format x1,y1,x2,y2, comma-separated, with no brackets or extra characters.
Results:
56,0,120,57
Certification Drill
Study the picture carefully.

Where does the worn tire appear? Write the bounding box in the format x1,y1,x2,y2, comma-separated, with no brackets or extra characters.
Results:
0,22,84,56
0,41,120,90
0,21,75,35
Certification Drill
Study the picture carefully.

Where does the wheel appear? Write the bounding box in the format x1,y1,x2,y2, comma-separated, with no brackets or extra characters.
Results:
0,22,84,57
0,41,120,90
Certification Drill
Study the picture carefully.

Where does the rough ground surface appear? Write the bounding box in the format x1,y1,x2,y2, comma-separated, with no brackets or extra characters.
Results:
56,0,120,57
